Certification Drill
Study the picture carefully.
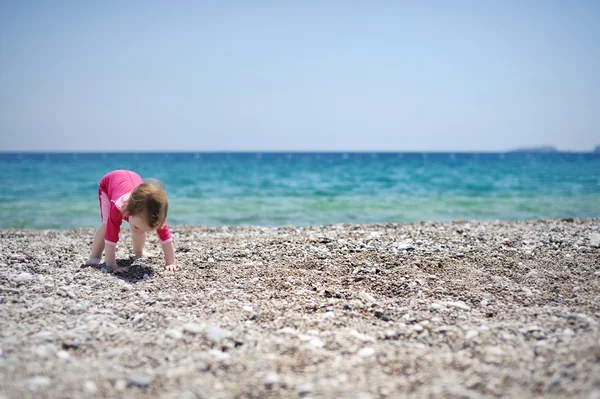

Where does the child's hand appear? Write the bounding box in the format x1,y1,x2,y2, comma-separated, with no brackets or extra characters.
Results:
164,264,179,271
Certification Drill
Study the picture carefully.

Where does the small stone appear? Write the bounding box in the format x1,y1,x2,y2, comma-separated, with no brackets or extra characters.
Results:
384,330,398,339
35,344,57,359
207,326,230,342
484,346,503,363
296,382,313,397
305,338,324,350
56,350,70,360
128,374,152,388
358,291,376,303
242,305,253,313
101,267,108,274
13,272,33,284
278,327,297,335
114,380,127,391
208,349,230,363
563,328,574,337
589,233,600,247
465,330,479,340
105,348,122,359
208,257,215,263
165,329,183,340
349,330,374,342
429,303,443,311
133,313,145,323
121,284,133,292
374,310,391,321
357,347,376,358
83,380,98,394
62,338,80,350
183,323,204,334
264,372,281,388
27,376,51,390
445,301,471,311
413,324,424,332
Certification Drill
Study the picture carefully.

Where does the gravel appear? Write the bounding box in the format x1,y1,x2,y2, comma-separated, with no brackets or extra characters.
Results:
0,219,599,398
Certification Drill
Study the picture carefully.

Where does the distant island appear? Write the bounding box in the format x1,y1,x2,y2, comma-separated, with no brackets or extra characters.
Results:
507,146,558,153
594,145,600,153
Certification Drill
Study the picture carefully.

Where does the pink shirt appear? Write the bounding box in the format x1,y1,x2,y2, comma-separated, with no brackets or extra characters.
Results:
99,170,172,246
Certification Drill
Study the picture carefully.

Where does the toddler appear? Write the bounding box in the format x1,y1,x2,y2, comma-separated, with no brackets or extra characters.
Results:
86,170,178,273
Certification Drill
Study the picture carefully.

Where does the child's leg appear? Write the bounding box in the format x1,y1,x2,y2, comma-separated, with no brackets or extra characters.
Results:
87,188,110,265
131,229,146,257
87,224,106,265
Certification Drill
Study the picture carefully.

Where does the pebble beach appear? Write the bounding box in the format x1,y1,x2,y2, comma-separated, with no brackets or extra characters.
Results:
1,219,599,398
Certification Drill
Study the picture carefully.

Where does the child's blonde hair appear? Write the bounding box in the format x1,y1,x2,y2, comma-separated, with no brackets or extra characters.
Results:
126,179,169,229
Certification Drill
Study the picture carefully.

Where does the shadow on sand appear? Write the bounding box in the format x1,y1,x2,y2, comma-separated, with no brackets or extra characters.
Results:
80,256,154,283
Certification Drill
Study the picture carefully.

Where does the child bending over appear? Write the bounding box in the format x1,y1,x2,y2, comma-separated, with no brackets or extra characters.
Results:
86,170,178,273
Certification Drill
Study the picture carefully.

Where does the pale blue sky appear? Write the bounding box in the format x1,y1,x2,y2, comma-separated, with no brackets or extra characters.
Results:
0,1,598,152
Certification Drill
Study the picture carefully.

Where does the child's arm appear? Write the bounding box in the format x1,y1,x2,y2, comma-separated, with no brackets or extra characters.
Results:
157,222,177,271
162,241,178,271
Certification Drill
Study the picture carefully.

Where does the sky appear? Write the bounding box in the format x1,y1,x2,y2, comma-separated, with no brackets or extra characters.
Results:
0,1,599,152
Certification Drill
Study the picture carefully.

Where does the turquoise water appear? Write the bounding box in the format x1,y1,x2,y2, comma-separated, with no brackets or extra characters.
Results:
0,152,598,229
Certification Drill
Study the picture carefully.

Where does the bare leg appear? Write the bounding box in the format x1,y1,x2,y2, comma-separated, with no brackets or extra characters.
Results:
131,229,146,258
87,224,106,265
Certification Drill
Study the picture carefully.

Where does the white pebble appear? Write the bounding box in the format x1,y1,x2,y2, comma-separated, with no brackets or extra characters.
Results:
278,327,297,335
384,330,398,339
165,329,183,340
357,347,376,358
264,372,281,387
445,301,471,311
183,323,204,334
13,272,33,283
27,376,51,390
358,291,376,303
296,382,313,397
589,233,600,247
207,326,230,342
83,380,98,394
305,338,324,350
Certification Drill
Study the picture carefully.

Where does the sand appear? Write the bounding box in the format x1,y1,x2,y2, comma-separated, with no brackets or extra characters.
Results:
1,219,599,398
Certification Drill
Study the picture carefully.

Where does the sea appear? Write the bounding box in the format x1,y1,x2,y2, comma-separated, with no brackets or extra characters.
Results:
0,152,598,229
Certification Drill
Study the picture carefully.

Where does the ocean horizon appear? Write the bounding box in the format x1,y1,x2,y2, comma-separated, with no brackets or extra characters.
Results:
1,151,598,229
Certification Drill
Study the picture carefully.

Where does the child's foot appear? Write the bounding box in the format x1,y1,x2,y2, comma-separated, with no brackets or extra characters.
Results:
86,257,101,266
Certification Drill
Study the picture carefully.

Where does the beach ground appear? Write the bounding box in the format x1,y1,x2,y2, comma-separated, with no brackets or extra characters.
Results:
1,220,599,398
